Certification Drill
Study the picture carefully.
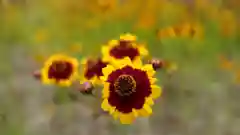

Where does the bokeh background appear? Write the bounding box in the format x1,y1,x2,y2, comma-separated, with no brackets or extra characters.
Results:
0,0,240,135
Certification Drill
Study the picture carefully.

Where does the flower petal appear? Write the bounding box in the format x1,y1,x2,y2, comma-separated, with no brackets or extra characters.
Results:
102,82,110,98
108,39,119,46
120,33,136,41
138,45,149,56
145,97,154,106
150,77,157,84
142,64,155,77
101,99,111,111
119,112,136,124
102,65,115,77
101,46,110,55
113,57,133,68
133,57,143,68
151,85,162,99
137,104,152,117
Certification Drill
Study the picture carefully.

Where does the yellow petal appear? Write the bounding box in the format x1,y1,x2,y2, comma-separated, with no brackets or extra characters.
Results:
120,33,136,41
150,77,157,84
101,99,111,111
151,85,162,99
102,82,110,98
138,45,149,56
102,65,115,77
142,64,155,77
58,80,72,87
101,46,110,56
133,57,143,68
113,57,133,68
112,110,119,120
145,97,154,106
108,39,119,46
100,76,107,81
119,112,136,124
137,104,152,117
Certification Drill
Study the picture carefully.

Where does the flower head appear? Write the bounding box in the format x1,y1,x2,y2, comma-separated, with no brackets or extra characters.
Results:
40,54,79,86
101,33,148,62
81,58,108,85
100,57,162,124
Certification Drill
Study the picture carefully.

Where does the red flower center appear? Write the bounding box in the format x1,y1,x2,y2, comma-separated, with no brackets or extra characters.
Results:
114,74,136,96
84,59,108,80
48,61,73,81
109,40,140,60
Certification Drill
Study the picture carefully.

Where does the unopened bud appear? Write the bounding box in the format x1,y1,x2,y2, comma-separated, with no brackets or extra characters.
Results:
78,82,94,95
148,58,165,71
33,70,41,80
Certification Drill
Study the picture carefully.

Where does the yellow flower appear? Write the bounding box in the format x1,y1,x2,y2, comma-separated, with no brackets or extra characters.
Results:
101,33,149,63
41,54,79,87
80,58,108,85
100,57,162,124
157,22,203,40
34,29,48,43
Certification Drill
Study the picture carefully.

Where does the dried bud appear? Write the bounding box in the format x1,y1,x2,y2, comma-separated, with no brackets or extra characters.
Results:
148,58,165,71
78,82,94,95
33,70,41,80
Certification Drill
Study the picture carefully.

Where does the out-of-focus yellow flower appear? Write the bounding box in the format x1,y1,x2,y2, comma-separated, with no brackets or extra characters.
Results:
34,29,49,43
41,54,79,87
101,57,162,124
97,0,117,12
157,22,203,40
134,12,156,30
101,33,149,63
67,43,82,53
180,22,204,40
164,61,178,74
156,26,179,39
235,70,240,84
219,55,233,71
218,10,237,37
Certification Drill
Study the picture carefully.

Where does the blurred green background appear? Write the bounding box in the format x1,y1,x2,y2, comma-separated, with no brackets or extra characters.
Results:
0,0,240,135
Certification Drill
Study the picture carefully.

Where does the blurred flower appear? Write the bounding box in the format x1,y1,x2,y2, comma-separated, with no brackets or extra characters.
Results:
218,10,237,37
67,43,82,53
101,33,148,62
180,22,203,39
157,22,203,40
134,11,156,30
164,61,178,74
235,70,240,84
101,57,162,124
80,58,108,85
156,26,179,39
219,55,233,71
34,29,49,43
40,54,79,87
97,0,117,12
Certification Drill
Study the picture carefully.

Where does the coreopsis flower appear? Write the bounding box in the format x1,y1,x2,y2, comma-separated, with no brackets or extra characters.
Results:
100,57,162,124
40,54,79,86
80,58,108,85
101,33,148,62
